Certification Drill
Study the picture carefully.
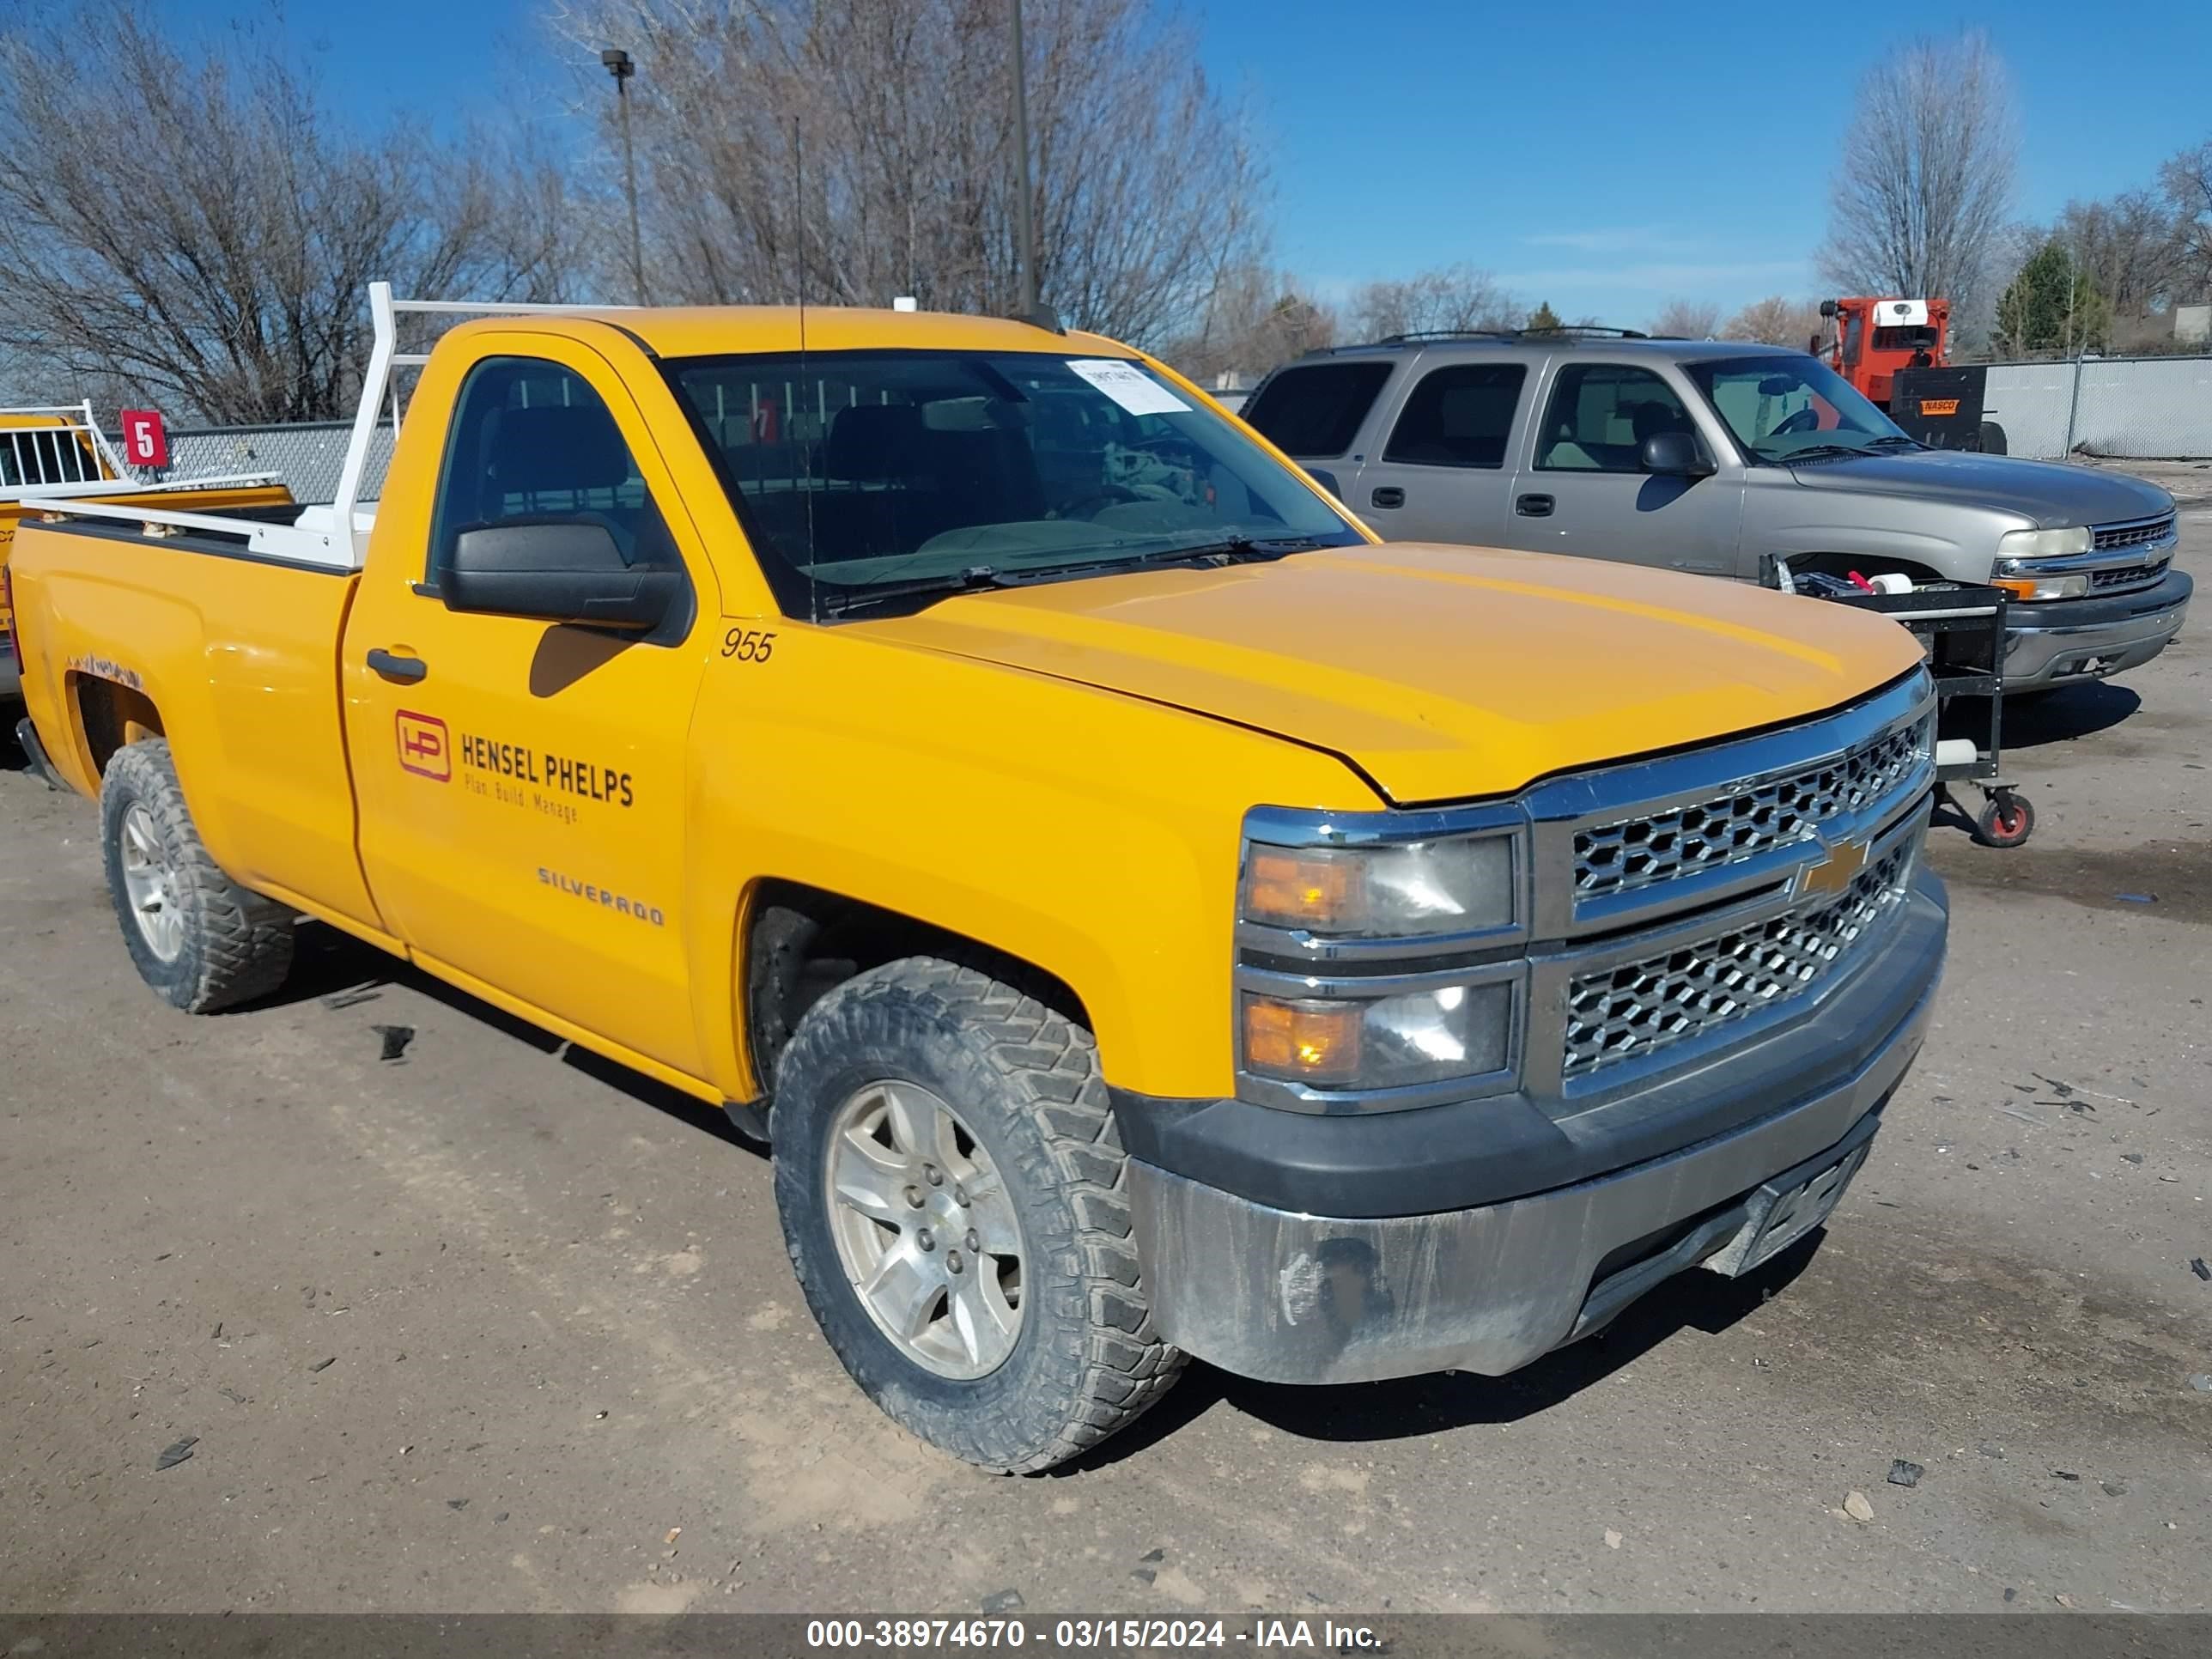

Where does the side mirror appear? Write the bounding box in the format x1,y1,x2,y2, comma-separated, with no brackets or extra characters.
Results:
443,520,683,631
1639,431,1715,479
1304,466,1341,496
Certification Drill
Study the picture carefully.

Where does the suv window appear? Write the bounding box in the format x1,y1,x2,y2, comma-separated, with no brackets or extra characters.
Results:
1382,363,1525,469
428,356,678,581
1242,362,1393,458
1534,365,1696,472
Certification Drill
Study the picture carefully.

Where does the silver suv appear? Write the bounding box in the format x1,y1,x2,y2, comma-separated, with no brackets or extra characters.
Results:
1241,331,2191,691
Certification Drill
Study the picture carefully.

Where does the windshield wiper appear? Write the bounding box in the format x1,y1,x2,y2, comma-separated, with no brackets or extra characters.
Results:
1775,443,1878,464
811,537,1327,618
811,564,1012,617
1865,434,1924,450
953,535,1325,588
1132,534,1324,568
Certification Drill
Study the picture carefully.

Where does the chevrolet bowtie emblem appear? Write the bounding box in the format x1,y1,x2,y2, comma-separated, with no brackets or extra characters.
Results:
1799,836,1869,896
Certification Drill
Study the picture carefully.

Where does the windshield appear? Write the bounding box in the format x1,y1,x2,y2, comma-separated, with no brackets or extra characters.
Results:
666,349,1364,617
1683,353,1915,464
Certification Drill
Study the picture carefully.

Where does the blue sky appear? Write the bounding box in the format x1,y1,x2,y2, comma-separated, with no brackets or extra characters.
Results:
171,0,2211,328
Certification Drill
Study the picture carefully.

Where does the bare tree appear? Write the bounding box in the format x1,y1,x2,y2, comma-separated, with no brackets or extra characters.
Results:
1649,299,1720,339
2162,139,2212,303
553,0,1266,348
1722,295,1825,349
1166,264,1335,384
0,6,579,422
1818,32,2017,331
1345,265,1516,342
2053,191,2182,321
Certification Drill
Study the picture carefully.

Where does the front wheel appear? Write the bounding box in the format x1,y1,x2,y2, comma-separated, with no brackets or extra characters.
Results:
771,957,1184,1472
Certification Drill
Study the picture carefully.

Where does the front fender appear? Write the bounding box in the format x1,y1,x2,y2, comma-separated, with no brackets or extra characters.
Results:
681,624,1382,1103
1744,483,2000,580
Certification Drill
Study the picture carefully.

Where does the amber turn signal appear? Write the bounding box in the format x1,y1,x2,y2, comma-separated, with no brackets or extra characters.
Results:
1243,848,1355,930
1241,996,1364,1085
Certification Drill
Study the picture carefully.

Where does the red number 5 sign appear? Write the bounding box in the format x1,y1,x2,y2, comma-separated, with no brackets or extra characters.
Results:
118,409,169,470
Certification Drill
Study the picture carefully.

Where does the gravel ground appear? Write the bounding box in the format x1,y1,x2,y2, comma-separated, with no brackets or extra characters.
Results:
2,506,2206,1617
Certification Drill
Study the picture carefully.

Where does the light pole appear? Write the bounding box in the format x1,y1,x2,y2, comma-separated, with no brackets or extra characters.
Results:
1007,0,1052,329
601,48,647,305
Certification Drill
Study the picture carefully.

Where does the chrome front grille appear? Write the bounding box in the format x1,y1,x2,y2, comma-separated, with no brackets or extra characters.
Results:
2092,514,2175,552
2089,556,2171,592
1573,717,1928,902
1562,844,1912,1077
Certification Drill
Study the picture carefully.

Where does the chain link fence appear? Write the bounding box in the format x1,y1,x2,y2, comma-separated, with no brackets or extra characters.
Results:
1980,355,2212,462
160,420,396,503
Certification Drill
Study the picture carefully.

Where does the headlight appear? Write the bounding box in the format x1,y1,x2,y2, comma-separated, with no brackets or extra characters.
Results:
1240,834,1515,939
1236,811,1527,1109
1240,980,1515,1092
1997,526,2092,562
1993,527,2094,601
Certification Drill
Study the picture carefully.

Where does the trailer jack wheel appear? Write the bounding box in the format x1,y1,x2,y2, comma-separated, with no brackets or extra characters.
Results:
1972,788,2034,848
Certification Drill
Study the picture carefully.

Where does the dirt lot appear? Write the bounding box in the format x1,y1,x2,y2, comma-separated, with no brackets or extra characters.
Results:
3,489,2208,1617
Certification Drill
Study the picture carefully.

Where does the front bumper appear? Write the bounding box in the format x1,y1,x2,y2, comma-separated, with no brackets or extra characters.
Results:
1124,873,1945,1386
2002,568,2191,689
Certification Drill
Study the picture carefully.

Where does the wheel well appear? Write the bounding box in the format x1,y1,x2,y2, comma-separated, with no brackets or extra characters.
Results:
75,677,165,778
743,879,1090,1098
1785,551,1950,585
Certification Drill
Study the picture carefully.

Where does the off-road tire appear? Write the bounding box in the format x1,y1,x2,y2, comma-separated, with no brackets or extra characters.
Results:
772,957,1185,1472
100,738,295,1012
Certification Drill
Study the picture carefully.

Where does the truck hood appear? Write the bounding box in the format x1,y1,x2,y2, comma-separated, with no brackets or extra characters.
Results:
860,543,1924,805
1786,450,2172,527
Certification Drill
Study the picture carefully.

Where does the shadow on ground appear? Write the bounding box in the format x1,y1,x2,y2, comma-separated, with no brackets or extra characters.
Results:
1937,679,2141,753
265,917,1824,1469
265,921,765,1155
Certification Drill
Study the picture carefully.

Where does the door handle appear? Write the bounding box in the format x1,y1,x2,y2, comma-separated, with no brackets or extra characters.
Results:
1370,486,1405,509
366,647,428,684
1516,494,1554,518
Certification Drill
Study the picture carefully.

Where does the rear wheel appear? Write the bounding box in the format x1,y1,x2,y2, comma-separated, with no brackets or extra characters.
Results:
1978,421,2008,456
100,738,295,1011
771,957,1184,1472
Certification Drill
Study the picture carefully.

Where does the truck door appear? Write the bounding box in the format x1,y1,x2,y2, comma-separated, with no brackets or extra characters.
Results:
1346,360,1526,546
1502,361,1745,576
341,341,716,1078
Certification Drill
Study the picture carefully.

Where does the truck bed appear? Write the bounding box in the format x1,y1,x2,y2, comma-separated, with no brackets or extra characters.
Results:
8,514,380,933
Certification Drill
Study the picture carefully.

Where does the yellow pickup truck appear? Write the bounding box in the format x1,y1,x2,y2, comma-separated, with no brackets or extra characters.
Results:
8,285,1947,1472
2,404,291,700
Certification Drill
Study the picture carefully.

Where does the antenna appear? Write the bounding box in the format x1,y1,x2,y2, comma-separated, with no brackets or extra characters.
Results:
1006,0,1061,333
794,114,817,628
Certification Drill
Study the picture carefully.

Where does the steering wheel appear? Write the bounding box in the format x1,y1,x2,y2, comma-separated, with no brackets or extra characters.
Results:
1048,483,1143,520
1768,408,1820,437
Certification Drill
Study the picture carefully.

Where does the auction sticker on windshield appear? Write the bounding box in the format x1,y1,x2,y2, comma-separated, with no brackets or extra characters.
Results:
1066,358,1190,416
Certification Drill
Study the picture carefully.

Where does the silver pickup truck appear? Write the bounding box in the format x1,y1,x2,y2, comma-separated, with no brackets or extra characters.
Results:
1242,332,2191,691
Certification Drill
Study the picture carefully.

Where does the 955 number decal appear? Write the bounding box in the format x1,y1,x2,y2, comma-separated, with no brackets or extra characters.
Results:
721,626,778,662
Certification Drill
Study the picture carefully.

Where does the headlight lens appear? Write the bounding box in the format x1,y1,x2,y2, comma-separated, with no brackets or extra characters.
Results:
1240,980,1514,1091
1996,526,2091,562
1240,834,1514,938
1993,528,2094,601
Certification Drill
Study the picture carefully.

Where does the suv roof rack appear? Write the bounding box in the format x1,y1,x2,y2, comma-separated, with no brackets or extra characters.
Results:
1340,324,1655,352
1370,329,1521,344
